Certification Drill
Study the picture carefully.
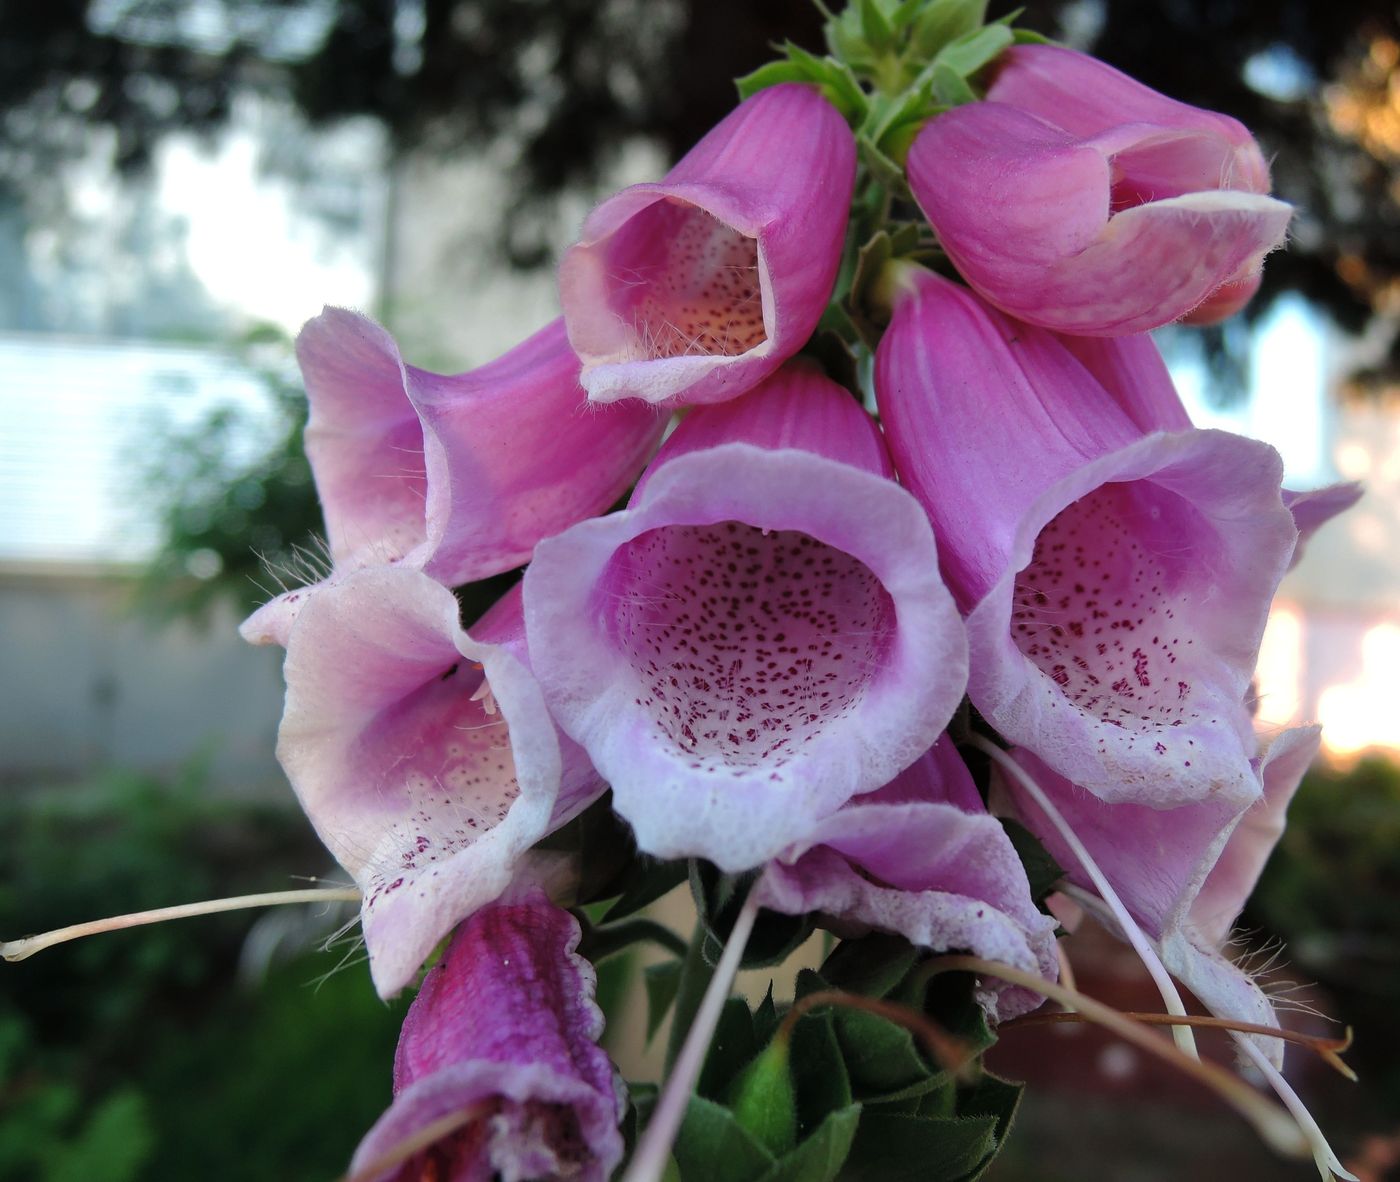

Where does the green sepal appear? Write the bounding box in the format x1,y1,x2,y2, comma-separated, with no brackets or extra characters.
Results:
688,862,816,969
820,933,919,999
672,1095,776,1182
934,23,1014,80
857,0,897,54
696,996,761,1099
752,1104,862,1182
929,62,978,107
910,0,990,60
735,60,819,101
725,1036,799,1157
841,1112,999,1182
954,1073,1023,1182
736,44,868,124
644,960,684,1043
601,856,689,922
789,1001,853,1129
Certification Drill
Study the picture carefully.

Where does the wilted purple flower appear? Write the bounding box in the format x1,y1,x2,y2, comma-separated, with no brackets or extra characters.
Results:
876,270,1297,811
276,565,602,997
760,737,1059,1021
559,84,856,407
909,44,1292,335
241,311,664,646
350,890,624,1182
524,362,967,870
1000,727,1322,1068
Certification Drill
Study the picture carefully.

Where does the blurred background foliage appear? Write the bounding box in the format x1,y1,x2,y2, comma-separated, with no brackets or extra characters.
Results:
0,763,407,1181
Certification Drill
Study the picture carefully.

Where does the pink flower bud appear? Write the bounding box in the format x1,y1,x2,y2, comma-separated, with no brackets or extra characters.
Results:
350,891,623,1182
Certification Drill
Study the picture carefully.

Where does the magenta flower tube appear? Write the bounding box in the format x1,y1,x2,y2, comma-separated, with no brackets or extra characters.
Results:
876,271,1297,812
350,891,624,1182
524,362,967,870
275,566,602,997
909,45,1292,335
559,84,855,407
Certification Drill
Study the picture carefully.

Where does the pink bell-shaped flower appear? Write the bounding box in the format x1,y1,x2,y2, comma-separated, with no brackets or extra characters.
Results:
350,890,624,1182
524,361,967,870
909,45,1292,335
275,565,602,996
559,84,856,407
241,311,664,646
876,270,1297,813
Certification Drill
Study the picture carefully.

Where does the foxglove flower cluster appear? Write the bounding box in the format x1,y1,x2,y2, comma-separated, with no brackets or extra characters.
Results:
226,6,1361,1179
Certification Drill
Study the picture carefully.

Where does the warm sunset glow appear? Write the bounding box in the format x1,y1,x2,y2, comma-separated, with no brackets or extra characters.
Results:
1317,622,1400,755
1254,604,1304,725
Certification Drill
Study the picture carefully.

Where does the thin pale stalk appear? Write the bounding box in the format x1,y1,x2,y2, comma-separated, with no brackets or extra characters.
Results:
970,734,1199,1058
623,888,762,1182
1006,1011,1356,1080
1235,1036,1359,1181
1,888,362,962
926,954,1308,1160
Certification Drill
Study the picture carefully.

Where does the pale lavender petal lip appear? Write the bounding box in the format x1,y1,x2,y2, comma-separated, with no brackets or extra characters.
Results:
296,308,427,572
877,272,1297,811
1282,483,1364,569
351,892,624,1182
909,45,1291,335
275,567,602,997
524,365,967,870
560,83,855,407
761,740,1059,1021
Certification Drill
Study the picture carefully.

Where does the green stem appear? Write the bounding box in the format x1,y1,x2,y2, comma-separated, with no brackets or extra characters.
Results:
664,918,717,1073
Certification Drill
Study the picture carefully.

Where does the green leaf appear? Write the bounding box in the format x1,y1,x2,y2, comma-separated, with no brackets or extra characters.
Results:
841,1112,999,1182
644,960,684,1043
697,996,760,1099
998,818,1065,906
791,1007,853,1129
603,856,690,922
820,934,920,999
832,1006,933,1098
911,0,990,59
754,982,781,1045
954,1073,1023,1182
856,135,909,194
935,24,1013,79
858,0,896,53
930,62,978,106
727,1037,799,1157
754,1104,862,1182
673,1095,777,1182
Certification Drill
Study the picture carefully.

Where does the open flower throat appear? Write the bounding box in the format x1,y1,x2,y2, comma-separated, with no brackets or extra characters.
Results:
605,521,895,773
609,199,766,361
1012,480,1218,761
